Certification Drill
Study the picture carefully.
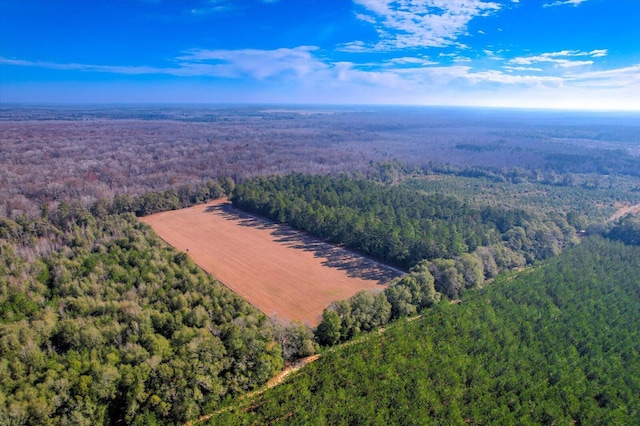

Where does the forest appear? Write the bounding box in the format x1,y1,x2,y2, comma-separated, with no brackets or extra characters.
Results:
211,237,640,425
3,106,640,219
229,173,640,345
0,202,315,425
1,106,640,424
231,173,580,271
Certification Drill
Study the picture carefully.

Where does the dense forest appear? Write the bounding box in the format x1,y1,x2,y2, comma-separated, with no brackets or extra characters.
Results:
607,214,640,246
231,173,578,275
0,204,315,425
213,237,640,425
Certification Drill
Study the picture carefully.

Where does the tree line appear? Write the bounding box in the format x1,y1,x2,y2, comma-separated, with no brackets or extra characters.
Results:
232,174,577,272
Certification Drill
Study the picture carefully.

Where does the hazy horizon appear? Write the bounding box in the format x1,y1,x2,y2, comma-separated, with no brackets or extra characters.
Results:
2,0,639,111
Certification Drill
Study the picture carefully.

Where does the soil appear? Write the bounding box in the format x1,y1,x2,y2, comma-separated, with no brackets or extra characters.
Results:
608,202,640,222
141,199,402,326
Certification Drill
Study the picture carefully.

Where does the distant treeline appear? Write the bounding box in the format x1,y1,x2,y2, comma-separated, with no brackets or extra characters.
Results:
100,177,235,217
371,159,640,189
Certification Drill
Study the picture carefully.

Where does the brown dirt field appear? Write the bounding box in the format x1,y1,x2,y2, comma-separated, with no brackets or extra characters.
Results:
608,202,640,222
141,199,402,326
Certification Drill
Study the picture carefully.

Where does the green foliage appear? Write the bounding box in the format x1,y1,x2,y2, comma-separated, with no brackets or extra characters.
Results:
0,292,39,321
402,172,640,223
232,174,575,270
272,319,319,362
607,214,640,246
219,238,640,425
108,179,229,217
0,206,283,424
315,310,342,347
235,174,590,348
315,292,392,344
385,260,440,319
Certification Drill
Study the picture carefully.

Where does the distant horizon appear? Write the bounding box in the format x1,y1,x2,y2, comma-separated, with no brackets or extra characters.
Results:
3,102,640,115
2,1,639,111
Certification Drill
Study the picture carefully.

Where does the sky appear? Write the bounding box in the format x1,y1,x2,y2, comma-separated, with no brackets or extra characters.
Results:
1,0,639,110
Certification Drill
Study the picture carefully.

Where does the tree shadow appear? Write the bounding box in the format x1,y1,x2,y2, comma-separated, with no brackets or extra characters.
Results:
205,202,403,284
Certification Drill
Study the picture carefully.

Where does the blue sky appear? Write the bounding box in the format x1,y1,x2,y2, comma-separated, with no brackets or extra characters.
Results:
1,0,639,110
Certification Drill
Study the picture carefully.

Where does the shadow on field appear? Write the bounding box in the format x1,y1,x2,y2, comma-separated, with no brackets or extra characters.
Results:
205,202,403,285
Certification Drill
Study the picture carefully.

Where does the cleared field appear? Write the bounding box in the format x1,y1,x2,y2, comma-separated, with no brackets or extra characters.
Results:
141,199,402,326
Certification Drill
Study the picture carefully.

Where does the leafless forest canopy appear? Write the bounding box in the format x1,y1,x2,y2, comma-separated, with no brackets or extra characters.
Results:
2,105,639,218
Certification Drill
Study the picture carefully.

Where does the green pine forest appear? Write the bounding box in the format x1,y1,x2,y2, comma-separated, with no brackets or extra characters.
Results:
231,173,579,271
212,237,640,425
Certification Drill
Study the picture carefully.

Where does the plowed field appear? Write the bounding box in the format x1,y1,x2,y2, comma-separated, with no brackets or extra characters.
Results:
141,199,402,326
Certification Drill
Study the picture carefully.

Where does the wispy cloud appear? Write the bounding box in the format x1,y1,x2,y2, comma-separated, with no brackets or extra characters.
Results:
567,64,640,88
0,46,327,80
336,41,370,53
509,50,605,68
188,0,234,15
176,46,326,79
464,70,564,86
543,0,588,8
503,65,543,72
589,49,608,58
483,49,503,60
439,52,472,62
3,46,637,109
351,0,502,50
0,57,167,75
383,56,436,66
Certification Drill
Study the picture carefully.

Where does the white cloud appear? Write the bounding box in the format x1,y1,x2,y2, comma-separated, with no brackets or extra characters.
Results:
354,12,376,24
543,0,588,8
567,64,640,88
439,52,472,62
351,0,502,50
3,46,637,110
589,49,608,58
0,46,328,80
509,50,605,68
336,40,370,52
464,70,564,86
483,49,503,60
503,65,543,72
176,46,327,79
333,62,408,88
384,56,436,66
542,49,606,58
554,59,593,68
0,57,167,75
